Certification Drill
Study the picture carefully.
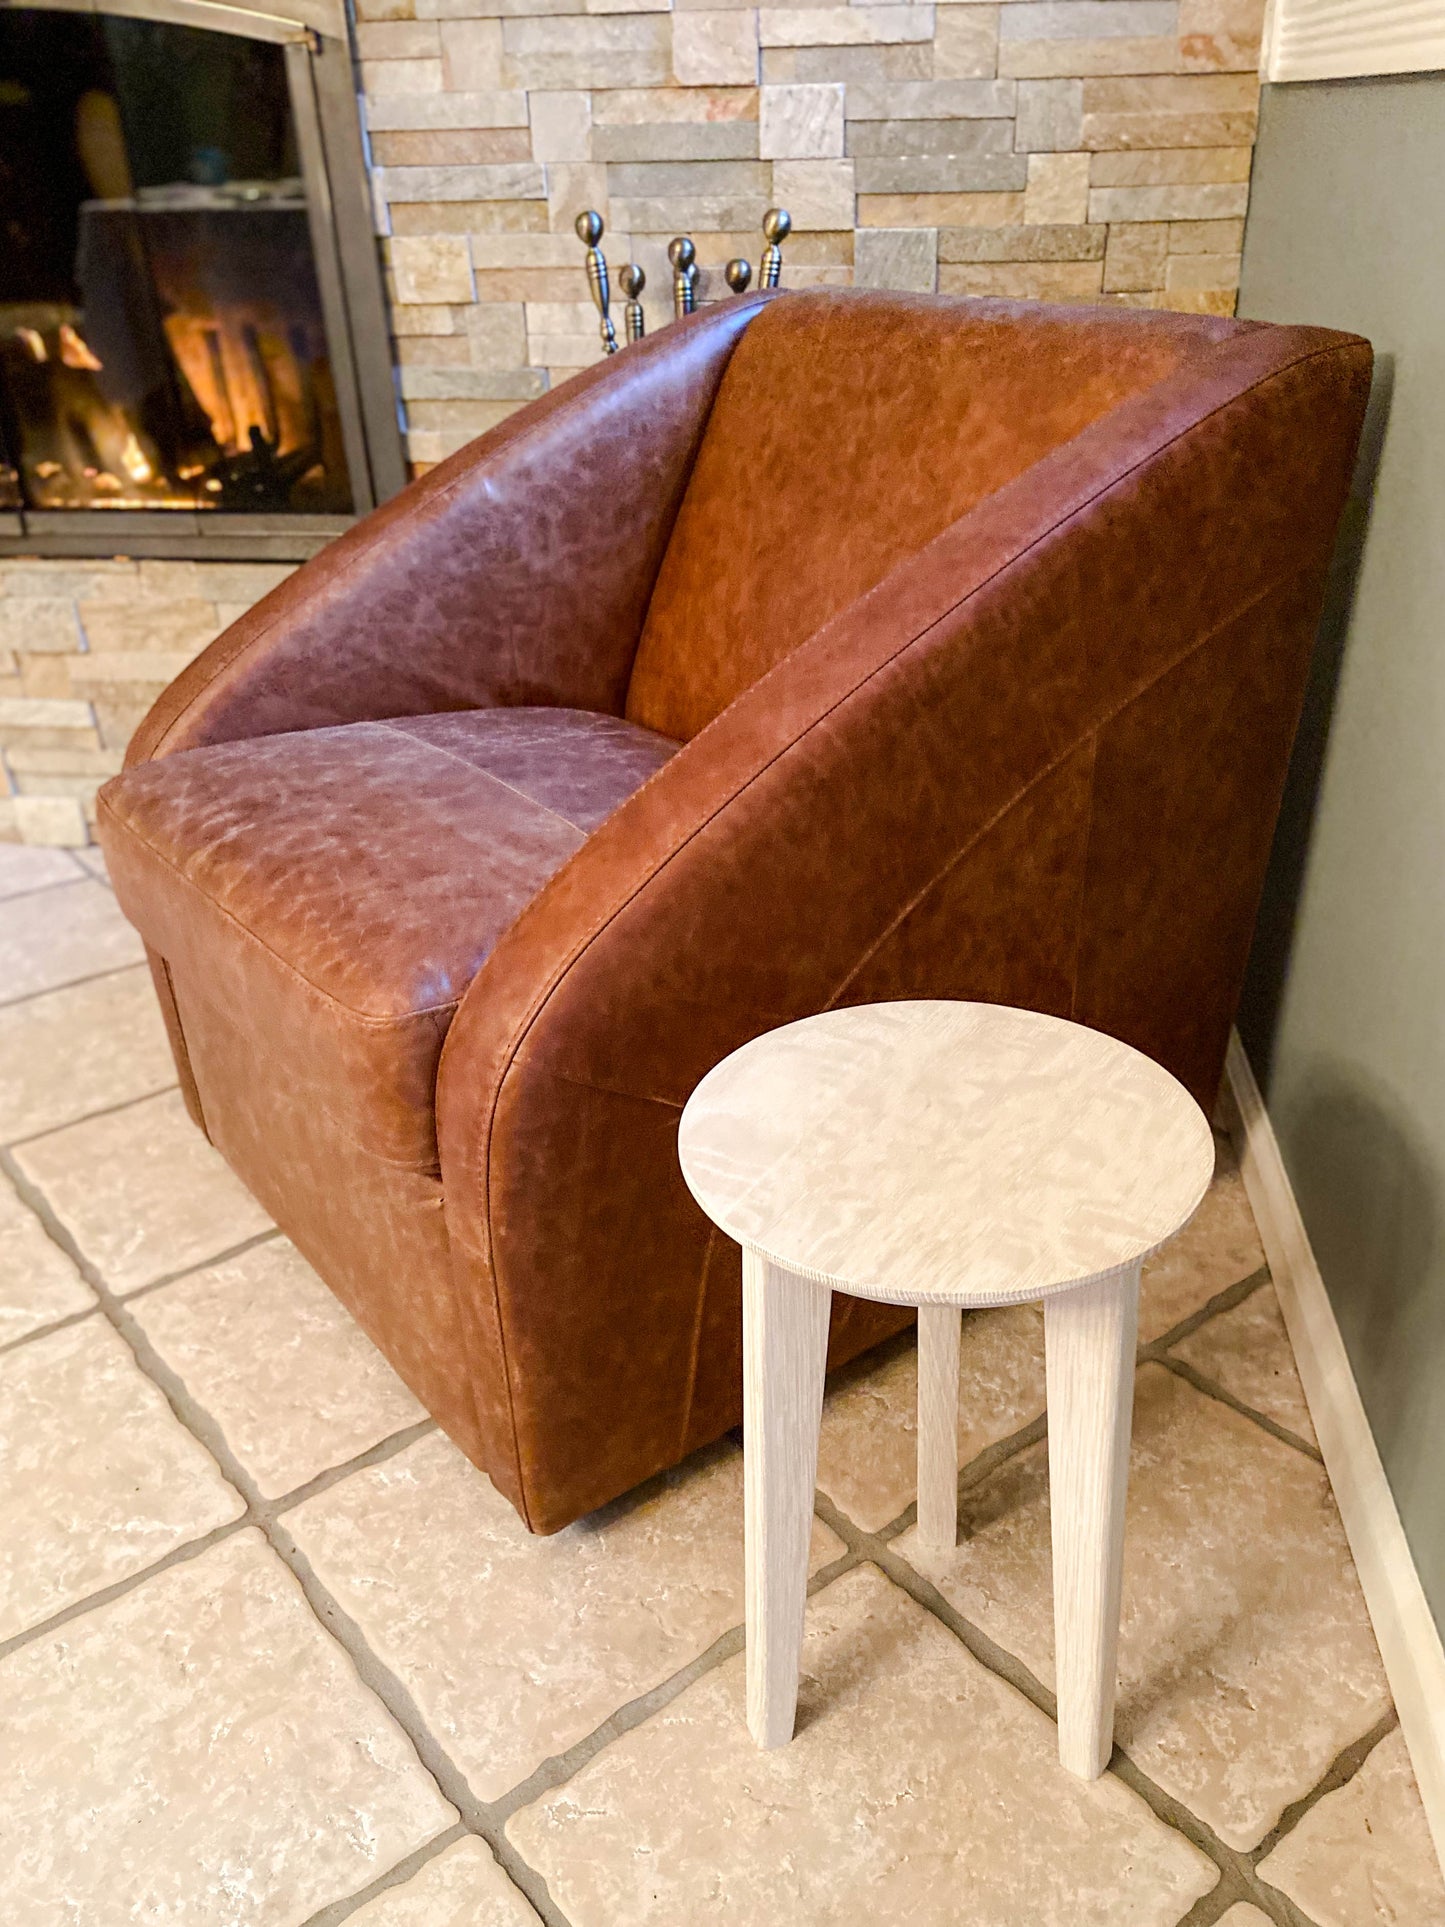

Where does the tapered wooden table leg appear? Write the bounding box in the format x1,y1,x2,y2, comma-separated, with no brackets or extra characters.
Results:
1045,1262,1140,1779
743,1249,831,1749
916,1303,962,1550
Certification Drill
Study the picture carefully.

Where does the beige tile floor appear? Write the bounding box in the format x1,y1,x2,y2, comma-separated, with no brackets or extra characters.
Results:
1,838,1443,1926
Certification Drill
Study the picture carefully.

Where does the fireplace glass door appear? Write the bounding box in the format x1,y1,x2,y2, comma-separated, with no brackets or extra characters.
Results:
0,8,366,530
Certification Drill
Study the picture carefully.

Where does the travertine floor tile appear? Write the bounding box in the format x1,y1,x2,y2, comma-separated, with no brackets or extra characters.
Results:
0,1317,243,1640
818,1304,1046,1531
13,1088,273,1294
0,1531,454,1924
132,1238,426,1498
1140,1133,1263,1341
0,844,83,900
0,1166,92,1342
1172,1283,1317,1445
1258,1729,1445,1926
347,1837,542,1925
899,1364,1391,1850
72,845,111,884
0,879,145,1002
507,1564,1217,1925
286,1433,844,1802
0,965,174,1143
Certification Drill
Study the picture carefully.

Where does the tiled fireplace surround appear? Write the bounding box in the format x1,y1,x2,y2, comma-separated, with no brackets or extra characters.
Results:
0,0,1263,844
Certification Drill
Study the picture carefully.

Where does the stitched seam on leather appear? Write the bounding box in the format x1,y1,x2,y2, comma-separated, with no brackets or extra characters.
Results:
463,342,1360,1201
373,719,592,835
679,1224,723,1461
145,299,772,763
1067,735,1101,1022
825,567,1305,1009
96,792,464,1030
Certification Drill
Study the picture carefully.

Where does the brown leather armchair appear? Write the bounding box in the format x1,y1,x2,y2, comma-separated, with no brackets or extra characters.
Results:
98,290,1370,1533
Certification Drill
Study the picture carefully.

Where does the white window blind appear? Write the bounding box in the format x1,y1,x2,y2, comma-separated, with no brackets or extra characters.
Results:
1262,0,1445,82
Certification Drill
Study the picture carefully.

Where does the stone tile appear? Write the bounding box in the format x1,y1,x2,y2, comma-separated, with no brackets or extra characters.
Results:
132,1238,426,1499
0,879,145,1003
819,1304,1046,1530
900,1365,1392,1849
861,189,1025,226
0,1318,243,1640
528,88,591,161
71,844,111,881
760,5,936,45
673,9,760,85
759,80,844,157
853,223,937,290
1140,1132,1263,1340
858,152,1029,193
934,5,1001,77
765,41,933,79
847,77,1015,119
1015,75,1084,149
1173,1283,1316,1443
939,257,1103,296
500,14,671,90
13,796,89,847
1258,1729,1445,1927
508,1564,1216,1924
771,156,856,227
1090,180,1249,223
939,220,1103,259
13,1089,274,1295
1092,144,1253,184
392,234,476,303
1081,71,1258,150
0,1167,92,1343
0,842,82,898
0,1531,454,1922
286,1432,844,1801
1105,219,1169,291
347,1838,542,1925
0,965,173,1143
1024,149,1090,223
1002,34,1184,77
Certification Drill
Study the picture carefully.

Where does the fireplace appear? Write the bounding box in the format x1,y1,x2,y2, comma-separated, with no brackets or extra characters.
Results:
0,0,403,560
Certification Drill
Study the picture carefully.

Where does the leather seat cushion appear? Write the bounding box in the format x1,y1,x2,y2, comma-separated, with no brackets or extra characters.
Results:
99,707,679,1170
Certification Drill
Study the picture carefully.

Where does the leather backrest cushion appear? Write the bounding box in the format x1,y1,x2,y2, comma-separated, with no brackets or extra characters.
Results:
625,290,1234,741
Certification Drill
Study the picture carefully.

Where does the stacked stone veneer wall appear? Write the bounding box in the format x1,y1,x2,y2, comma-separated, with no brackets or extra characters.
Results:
0,0,1263,843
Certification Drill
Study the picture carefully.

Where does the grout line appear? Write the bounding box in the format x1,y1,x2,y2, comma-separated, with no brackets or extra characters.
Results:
0,1225,286,1369
0,1516,253,1665
0,1141,571,1927
2,1080,182,1153
1156,1354,1325,1463
115,1226,286,1304
0,958,151,1011
0,872,90,907
1249,1708,1399,1866
0,1301,100,1358
1142,1263,1271,1356
300,1825,469,1927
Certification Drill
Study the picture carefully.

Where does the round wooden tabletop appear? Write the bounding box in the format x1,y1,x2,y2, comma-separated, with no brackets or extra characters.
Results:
678,1001,1214,1308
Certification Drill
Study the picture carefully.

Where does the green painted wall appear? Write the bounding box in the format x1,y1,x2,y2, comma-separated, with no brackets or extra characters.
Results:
1237,74,1445,1634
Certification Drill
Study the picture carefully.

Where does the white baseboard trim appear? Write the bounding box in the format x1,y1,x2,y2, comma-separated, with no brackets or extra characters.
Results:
1223,1030,1445,1874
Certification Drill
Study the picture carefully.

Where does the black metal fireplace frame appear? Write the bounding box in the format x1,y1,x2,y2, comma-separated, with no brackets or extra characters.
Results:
0,0,405,560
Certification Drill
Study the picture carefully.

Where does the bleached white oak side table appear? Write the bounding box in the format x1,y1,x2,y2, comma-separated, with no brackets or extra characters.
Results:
678,1001,1213,1778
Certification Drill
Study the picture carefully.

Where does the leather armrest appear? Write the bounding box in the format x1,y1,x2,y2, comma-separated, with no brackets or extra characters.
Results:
125,298,766,767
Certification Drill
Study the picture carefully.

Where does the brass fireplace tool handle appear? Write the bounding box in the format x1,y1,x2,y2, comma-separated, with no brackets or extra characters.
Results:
760,207,790,289
575,210,618,355
668,235,697,320
620,263,646,342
